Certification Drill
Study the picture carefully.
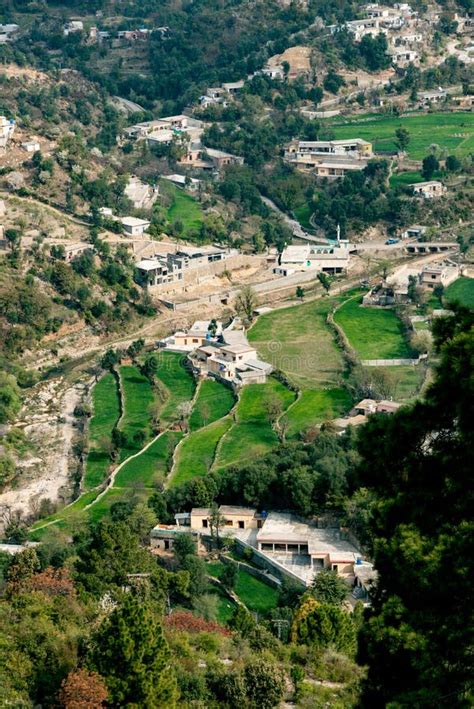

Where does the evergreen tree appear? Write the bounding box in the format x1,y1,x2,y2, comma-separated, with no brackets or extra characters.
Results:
91,594,178,708
357,307,474,706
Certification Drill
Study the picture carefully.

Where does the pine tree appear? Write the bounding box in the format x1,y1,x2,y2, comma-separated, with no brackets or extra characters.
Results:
91,594,178,708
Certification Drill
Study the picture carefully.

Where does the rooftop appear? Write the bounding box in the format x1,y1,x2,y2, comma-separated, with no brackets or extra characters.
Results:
121,216,151,227
256,512,360,560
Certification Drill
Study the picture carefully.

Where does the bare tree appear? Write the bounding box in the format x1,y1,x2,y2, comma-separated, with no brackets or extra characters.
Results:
235,285,258,324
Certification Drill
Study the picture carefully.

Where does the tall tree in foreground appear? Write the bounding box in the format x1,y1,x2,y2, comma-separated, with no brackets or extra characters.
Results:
357,306,474,706
90,593,177,708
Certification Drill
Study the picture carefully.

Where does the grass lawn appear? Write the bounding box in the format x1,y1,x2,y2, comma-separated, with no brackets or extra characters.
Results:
119,365,155,458
248,298,346,390
170,417,232,486
84,373,120,488
285,387,353,437
389,170,424,187
86,487,149,526
161,181,204,238
328,111,474,159
189,379,236,431
207,561,279,616
114,431,182,488
445,277,474,309
212,589,236,624
155,352,196,424
334,296,413,360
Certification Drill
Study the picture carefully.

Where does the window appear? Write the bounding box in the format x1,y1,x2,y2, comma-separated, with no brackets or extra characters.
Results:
261,543,273,551
202,519,208,528
193,338,199,343
238,521,245,529
332,564,338,571
225,520,233,526
287,544,299,552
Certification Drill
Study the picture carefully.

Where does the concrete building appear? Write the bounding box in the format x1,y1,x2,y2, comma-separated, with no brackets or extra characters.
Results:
121,216,150,236
21,140,40,153
124,176,159,210
286,138,373,160
202,147,245,169
402,224,427,239
420,262,460,290
256,512,361,580
0,116,15,150
411,181,446,199
277,240,351,275
150,507,368,585
64,20,84,36
390,48,418,66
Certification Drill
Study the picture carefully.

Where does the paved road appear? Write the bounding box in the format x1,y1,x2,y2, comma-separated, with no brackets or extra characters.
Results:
261,195,330,244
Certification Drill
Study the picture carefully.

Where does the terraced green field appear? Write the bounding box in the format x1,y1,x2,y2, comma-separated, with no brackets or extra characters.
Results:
328,112,474,159
216,378,296,469
171,417,232,486
445,277,474,309
118,365,155,458
155,351,196,423
285,388,353,437
114,431,182,488
189,379,236,431
161,180,204,239
334,296,413,360
248,298,346,389
84,372,120,488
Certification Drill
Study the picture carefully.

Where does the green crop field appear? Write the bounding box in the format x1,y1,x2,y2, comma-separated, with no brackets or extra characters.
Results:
114,431,182,488
384,365,427,402
207,561,279,616
215,378,295,469
285,388,353,437
328,112,474,159
445,277,474,309
248,298,346,390
334,296,413,360
170,417,232,486
161,180,204,238
84,372,120,488
155,351,196,423
118,366,155,459
189,379,236,431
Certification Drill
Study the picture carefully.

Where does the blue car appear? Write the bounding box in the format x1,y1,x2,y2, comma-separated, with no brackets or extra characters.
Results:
385,238,399,245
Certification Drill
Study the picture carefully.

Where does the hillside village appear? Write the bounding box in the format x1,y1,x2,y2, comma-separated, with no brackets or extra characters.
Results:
0,0,473,707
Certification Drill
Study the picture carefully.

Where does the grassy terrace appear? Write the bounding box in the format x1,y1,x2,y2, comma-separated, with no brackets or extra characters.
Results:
445,277,474,309
286,388,352,437
155,351,196,424
118,365,155,459
327,111,474,159
171,417,232,486
189,379,236,431
249,297,353,434
249,298,346,389
334,296,413,360
84,372,120,488
160,180,204,239
207,561,279,616
114,430,182,488
216,378,296,469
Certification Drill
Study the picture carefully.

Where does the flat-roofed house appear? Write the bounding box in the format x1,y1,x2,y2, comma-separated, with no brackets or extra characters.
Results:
411,181,446,199
190,506,261,531
121,216,150,236
420,262,460,290
256,512,361,579
285,138,373,159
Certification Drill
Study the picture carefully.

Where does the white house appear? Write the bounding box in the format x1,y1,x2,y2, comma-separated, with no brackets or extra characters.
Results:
411,181,446,199
121,217,150,236
21,140,40,153
64,20,84,36
0,116,15,149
